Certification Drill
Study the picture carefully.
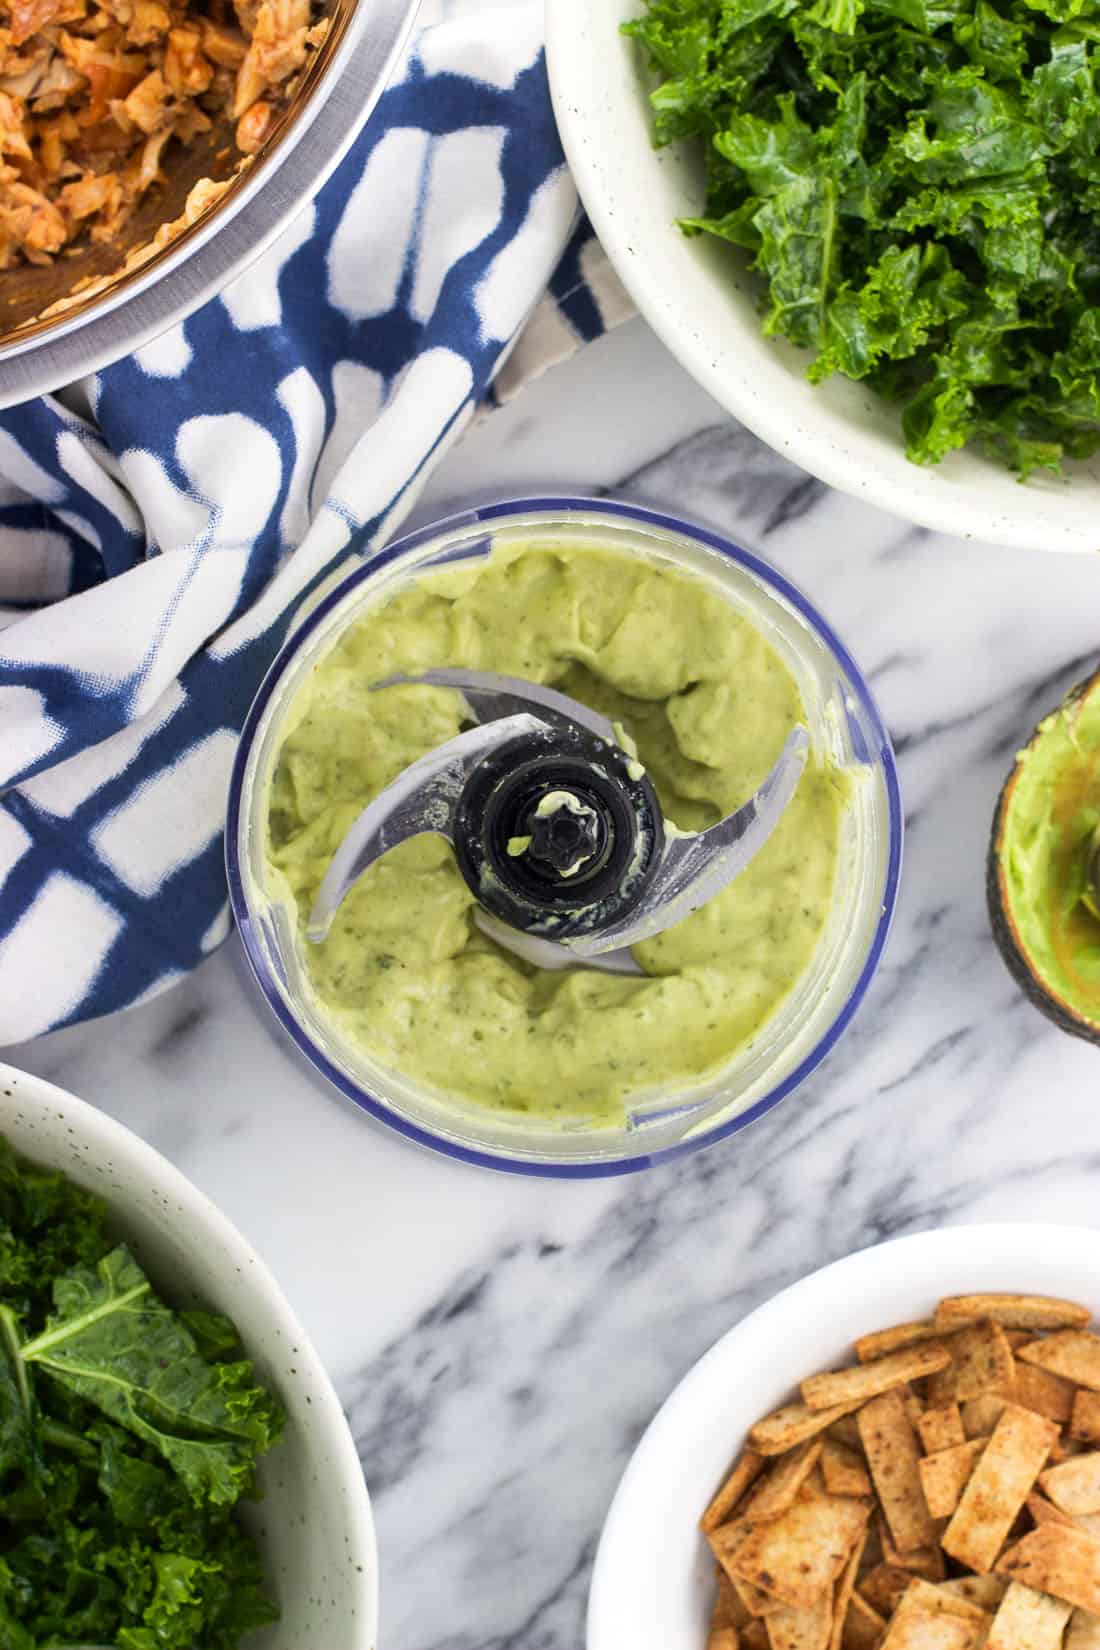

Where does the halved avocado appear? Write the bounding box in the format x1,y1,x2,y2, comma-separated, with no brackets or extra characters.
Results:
988,668,1100,1043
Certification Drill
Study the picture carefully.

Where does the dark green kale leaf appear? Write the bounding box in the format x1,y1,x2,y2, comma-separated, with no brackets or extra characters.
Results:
181,1308,246,1363
953,0,1030,80
0,1306,36,1482
110,1538,279,1650
20,1245,284,1505
627,0,1100,472
0,1137,110,1327
714,98,817,195
89,1429,279,1649
755,174,840,348
0,1139,284,1650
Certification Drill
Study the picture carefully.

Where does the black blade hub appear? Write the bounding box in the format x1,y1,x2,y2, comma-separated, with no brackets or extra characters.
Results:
452,721,664,942
527,792,601,876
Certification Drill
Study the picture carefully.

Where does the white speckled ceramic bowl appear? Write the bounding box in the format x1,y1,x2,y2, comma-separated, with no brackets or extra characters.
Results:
587,1224,1100,1650
548,2,1100,554
0,1062,377,1650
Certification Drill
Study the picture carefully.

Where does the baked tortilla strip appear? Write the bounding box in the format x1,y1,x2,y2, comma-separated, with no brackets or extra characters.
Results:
985,1582,1071,1650
831,1536,870,1650
804,1347,953,1413
937,1297,1091,1334
711,1518,757,1583
875,1583,993,1650
1027,1492,1079,1530
1066,1612,1100,1650
942,1405,1059,1573
1018,1335,1100,1394
1013,1362,1076,1425
704,1449,769,1532
845,1595,887,1650
963,1396,1013,1440
899,1578,992,1625
920,1406,967,1455
752,1401,866,1456
861,1564,913,1617
713,1570,748,1650
823,1441,872,1500
856,1324,945,1365
745,1621,771,1650
766,1590,835,1650
1073,1396,1100,1447
939,1579,1010,1611
730,1492,870,1610
879,1606,985,1650
749,1442,828,1522
1039,1456,1100,1518
860,1391,940,1554
717,1569,753,1629
711,1630,741,1650
887,1544,946,1582
859,1517,885,1572
877,1516,945,1580
927,1322,1016,1407
919,1439,988,1520
830,1417,866,1453
735,1577,789,1618
804,1465,831,1501
711,1519,786,1616
959,1324,1021,1402
997,1525,1100,1615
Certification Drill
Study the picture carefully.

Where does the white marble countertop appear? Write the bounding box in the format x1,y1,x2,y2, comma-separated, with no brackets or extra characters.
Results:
8,315,1100,1650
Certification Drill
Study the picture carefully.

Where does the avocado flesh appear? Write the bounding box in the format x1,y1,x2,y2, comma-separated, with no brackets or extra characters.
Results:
989,671,1100,1040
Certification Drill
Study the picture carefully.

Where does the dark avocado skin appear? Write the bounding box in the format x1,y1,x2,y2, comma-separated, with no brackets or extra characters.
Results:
987,670,1100,1046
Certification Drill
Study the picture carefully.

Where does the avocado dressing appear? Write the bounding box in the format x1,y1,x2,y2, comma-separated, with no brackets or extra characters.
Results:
998,679,1100,1028
265,543,849,1123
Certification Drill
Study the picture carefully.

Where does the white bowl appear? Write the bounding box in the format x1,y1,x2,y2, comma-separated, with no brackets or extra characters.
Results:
547,3,1100,553
0,1061,377,1650
588,1223,1100,1650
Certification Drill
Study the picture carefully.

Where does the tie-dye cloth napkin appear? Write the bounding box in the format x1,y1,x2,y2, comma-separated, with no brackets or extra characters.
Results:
0,0,633,1044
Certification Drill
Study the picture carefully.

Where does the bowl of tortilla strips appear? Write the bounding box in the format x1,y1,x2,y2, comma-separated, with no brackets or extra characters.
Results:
589,1225,1100,1650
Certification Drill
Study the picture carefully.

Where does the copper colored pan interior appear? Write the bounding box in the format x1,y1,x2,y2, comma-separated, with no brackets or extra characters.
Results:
0,0,351,350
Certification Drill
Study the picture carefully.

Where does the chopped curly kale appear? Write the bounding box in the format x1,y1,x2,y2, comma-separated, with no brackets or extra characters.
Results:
625,0,1100,473
0,1138,283,1649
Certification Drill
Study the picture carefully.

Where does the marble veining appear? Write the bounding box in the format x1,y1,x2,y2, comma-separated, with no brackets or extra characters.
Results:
7,316,1100,1649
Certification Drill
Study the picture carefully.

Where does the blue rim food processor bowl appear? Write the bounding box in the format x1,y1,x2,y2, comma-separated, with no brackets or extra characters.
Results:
226,498,902,1177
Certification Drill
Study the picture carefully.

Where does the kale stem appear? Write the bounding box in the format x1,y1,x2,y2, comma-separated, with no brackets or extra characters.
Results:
40,1418,98,1464
19,1279,149,1360
0,1303,33,1418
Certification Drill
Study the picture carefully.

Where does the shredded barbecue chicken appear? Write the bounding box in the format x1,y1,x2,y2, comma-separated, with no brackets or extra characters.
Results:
0,0,325,269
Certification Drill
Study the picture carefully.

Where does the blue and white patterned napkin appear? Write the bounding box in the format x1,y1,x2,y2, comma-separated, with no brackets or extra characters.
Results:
0,0,631,1044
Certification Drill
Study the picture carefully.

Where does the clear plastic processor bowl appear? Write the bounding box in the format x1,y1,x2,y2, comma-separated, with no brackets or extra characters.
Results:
227,499,902,1177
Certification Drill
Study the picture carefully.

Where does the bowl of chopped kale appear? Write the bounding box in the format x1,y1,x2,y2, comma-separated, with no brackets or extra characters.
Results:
0,1062,376,1650
548,0,1100,551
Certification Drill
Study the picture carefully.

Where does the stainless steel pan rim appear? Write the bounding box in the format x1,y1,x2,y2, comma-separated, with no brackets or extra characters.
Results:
0,0,420,410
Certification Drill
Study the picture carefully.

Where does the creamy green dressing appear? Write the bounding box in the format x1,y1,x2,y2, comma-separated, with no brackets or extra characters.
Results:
999,679,1100,1027
265,542,848,1124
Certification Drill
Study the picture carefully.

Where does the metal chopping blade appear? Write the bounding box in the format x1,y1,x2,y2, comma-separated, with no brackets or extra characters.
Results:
306,670,809,975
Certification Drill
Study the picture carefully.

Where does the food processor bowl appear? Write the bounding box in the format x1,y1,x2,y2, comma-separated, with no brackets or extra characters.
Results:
226,498,902,1176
